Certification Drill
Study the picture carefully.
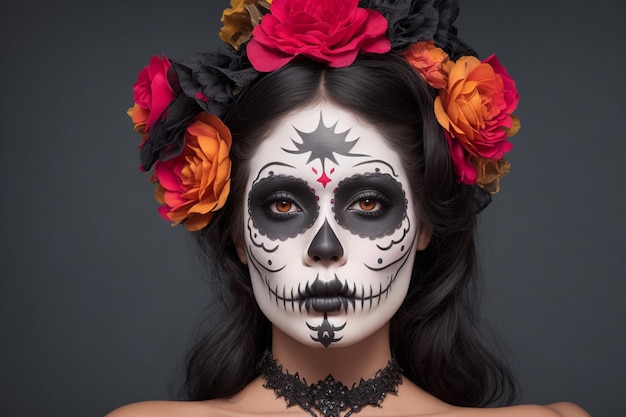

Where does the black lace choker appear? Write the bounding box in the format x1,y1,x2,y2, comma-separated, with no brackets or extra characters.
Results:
261,352,402,417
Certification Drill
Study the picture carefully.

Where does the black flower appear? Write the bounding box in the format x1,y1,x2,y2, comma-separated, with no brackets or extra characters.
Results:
358,0,477,58
139,46,260,170
171,45,259,117
359,0,439,52
432,0,477,60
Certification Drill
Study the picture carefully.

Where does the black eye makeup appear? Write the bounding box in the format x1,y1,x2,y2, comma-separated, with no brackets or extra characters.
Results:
334,173,406,238
248,175,319,240
347,190,389,216
262,191,303,217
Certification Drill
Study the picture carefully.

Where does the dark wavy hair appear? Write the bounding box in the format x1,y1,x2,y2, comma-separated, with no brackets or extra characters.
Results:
180,53,516,407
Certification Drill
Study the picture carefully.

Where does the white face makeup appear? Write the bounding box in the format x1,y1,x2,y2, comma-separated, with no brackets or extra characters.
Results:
242,102,423,348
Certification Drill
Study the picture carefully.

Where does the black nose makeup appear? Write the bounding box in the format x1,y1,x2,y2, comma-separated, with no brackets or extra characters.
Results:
307,220,344,262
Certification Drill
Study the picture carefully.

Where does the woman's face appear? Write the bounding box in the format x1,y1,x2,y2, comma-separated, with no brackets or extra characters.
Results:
241,102,429,348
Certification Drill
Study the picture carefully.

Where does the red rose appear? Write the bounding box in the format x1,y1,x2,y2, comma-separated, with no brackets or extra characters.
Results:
486,54,519,119
247,0,391,71
445,133,477,185
132,54,174,132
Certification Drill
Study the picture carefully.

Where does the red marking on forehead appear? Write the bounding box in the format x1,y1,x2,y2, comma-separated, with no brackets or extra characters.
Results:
312,167,318,175
317,172,332,188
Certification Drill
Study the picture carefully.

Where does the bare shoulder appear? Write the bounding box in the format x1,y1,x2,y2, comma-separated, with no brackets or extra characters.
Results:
104,400,218,417
103,399,590,417
544,402,590,417
450,402,590,417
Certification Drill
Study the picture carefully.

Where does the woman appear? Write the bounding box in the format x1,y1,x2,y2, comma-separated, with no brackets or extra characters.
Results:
109,0,589,416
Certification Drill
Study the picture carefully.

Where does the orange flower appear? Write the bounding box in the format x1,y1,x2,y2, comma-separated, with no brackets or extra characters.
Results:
153,113,232,231
219,0,272,50
127,104,150,146
473,157,511,194
400,40,449,89
505,114,521,137
434,54,519,161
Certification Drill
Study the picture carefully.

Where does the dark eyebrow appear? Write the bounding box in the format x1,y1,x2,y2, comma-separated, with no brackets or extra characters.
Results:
351,160,399,177
251,161,297,184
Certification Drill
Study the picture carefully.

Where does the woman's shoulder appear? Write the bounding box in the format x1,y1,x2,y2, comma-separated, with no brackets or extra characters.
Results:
104,400,221,417
104,400,590,417
543,402,591,417
450,402,590,417
396,380,589,417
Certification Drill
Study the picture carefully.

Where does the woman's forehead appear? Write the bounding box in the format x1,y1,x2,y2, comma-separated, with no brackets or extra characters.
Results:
250,102,403,171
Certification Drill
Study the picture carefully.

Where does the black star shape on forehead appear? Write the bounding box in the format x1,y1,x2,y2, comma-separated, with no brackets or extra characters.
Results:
281,112,369,187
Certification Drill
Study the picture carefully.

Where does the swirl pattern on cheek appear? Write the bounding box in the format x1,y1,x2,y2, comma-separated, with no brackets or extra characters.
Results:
246,243,286,273
247,219,279,253
376,216,410,251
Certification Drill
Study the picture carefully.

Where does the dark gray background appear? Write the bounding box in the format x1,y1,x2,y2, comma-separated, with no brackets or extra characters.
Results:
1,1,624,416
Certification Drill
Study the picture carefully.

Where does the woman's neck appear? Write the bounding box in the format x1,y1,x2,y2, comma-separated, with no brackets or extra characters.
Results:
270,322,393,387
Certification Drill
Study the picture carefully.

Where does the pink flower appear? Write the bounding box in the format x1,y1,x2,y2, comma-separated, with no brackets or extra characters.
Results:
246,0,391,71
445,132,477,185
132,54,174,132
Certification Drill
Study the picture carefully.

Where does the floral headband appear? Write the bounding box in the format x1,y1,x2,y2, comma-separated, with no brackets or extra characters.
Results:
128,0,520,231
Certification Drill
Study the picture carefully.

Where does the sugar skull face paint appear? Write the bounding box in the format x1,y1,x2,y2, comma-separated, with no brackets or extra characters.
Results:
242,102,425,348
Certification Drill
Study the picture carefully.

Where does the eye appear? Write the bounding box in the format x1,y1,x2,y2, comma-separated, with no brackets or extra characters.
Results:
270,200,299,214
264,192,302,216
350,198,381,212
347,190,387,216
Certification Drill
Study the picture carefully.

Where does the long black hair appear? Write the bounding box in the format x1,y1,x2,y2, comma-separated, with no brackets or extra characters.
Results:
181,54,516,406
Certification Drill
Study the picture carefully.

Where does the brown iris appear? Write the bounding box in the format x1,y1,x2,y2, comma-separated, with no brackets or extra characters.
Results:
275,200,293,213
359,199,377,211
